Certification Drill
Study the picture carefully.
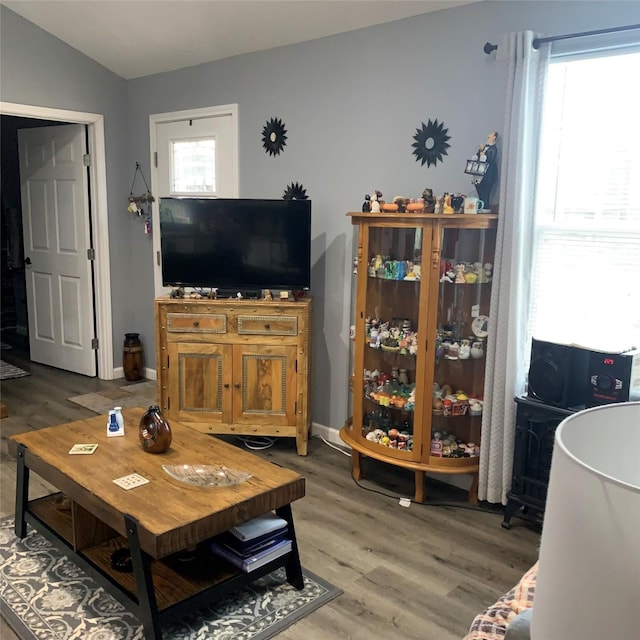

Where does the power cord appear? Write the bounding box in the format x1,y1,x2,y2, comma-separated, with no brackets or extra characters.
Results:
351,475,503,513
236,435,275,451
318,434,502,514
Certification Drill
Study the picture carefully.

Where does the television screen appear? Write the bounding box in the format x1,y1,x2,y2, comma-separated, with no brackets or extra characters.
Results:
159,198,311,293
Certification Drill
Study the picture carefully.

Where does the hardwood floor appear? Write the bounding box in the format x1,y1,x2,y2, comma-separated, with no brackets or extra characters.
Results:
0,338,540,640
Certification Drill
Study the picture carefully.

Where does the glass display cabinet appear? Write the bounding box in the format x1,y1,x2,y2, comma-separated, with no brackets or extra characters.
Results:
340,212,498,502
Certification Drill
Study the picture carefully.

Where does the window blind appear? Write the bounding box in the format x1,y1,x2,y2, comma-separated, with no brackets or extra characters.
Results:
529,50,640,351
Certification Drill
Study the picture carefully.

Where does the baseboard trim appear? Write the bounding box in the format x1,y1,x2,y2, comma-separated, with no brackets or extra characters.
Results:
311,423,349,450
111,367,156,381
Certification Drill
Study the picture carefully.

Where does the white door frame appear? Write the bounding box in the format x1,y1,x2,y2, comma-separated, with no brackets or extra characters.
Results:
149,104,239,296
1,101,114,380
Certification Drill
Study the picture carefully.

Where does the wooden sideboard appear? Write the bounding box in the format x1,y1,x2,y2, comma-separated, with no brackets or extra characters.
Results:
155,296,312,455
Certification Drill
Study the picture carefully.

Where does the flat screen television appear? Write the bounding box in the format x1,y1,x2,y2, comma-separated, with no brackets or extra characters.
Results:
159,198,311,296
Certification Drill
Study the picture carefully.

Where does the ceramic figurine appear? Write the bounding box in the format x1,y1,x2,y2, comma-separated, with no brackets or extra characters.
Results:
362,194,371,212
484,262,493,281
459,339,471,359
474,131,498,207
370,190,382,213
450,194,464,213
471,341,484,359
464,270,478,284
455,263,466,283
475,261,488,283
422,188,436,213
434,195,444,214
443,193,454,214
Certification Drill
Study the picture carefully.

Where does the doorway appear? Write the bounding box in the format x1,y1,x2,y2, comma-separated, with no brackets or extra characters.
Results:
0,102,114,379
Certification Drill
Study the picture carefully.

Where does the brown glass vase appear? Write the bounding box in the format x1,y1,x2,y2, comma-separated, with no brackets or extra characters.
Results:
123,333,143,381
139,405,172,454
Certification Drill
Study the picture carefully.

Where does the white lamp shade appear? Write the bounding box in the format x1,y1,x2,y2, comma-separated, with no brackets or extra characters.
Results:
531,401,640,640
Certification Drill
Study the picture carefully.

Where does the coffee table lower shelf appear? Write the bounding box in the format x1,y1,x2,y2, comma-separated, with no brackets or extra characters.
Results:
21,493,299,638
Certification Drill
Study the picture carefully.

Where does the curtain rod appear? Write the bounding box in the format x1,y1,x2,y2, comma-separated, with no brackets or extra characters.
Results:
483,23,640,54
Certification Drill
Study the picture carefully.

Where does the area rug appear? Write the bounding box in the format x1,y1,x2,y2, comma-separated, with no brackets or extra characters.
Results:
0,516,341,640
0,361,30,381
68,380,157,415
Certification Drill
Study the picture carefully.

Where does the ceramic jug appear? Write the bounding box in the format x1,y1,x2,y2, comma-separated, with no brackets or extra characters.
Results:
139,405,172,454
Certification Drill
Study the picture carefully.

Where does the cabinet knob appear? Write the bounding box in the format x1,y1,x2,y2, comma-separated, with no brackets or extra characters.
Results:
193,320,200,328
264,323,270,330
224,383,230,388
234,383,240,389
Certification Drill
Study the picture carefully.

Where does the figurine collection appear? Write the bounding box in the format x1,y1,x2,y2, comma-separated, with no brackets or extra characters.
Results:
361,188,490,214
360,314,485,458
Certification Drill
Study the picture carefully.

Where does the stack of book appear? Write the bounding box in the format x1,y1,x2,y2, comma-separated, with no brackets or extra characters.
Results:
209,513,291,573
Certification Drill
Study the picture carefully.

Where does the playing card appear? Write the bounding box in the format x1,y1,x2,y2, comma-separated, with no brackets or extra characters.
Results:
112,473,150,490
69,444,98,455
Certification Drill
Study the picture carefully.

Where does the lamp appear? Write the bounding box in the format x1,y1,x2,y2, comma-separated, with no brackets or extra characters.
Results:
531,401,640,640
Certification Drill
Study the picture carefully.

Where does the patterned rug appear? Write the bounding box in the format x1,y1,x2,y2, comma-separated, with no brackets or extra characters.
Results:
68,380,157,415
0,361,30,381
0,516,341,640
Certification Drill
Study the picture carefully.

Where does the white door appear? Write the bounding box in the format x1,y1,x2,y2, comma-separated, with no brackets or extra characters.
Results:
150,105,238,296
18,124,96,376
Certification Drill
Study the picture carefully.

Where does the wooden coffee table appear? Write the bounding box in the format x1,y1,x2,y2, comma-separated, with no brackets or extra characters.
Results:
9,407,305,640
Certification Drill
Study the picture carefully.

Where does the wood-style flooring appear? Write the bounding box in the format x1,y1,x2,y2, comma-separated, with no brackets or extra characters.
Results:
0,335,540,640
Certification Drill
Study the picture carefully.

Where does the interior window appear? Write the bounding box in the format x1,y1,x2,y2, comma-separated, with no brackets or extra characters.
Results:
170,138,216,194
530,50,640,351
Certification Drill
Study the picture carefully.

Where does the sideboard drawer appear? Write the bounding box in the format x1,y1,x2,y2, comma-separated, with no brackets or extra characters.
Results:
166,313,227,334
237,314,298,336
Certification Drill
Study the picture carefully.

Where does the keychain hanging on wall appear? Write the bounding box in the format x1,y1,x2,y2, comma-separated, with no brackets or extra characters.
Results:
128,162,155,234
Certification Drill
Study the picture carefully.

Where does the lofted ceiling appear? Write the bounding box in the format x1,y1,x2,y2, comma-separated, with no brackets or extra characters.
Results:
2,0,482,80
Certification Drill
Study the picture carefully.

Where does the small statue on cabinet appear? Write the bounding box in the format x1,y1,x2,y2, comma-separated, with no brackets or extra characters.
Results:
434,195,444,214
370,190,382,213
263,289,273,301
443,193,455,214
455,263,466,283
471,131,498,209
422,188,436,213
362,194,371,212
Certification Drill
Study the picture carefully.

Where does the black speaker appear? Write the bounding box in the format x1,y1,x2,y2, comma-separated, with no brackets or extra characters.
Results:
587,349,640,407
527,339,590,409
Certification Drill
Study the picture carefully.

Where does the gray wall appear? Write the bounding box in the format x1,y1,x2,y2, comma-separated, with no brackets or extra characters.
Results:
3,1,640,433
0,6,133,362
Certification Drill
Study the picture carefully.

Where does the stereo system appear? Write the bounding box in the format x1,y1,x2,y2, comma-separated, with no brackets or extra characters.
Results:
527,338,640,410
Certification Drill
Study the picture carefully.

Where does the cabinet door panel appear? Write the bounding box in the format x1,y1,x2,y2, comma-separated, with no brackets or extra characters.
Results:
427,224,495,466
233,345,297,426
354,224,425,462
167,343,232,424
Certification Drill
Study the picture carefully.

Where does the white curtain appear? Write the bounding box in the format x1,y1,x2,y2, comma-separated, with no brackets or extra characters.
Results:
478,32,550,503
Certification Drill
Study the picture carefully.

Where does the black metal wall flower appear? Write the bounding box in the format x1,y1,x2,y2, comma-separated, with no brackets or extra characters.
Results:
412,119,451,167
262,117,288,156
283,182,308,200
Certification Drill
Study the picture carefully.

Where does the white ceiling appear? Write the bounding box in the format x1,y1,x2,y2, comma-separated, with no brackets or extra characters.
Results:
2,0,481,79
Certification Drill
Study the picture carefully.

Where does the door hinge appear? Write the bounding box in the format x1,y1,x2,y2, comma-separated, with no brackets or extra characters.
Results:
295,359,298,373
87,248,95,260
83,153,91,167
157,250,161,267
91,338,99,350
295,400,297,414
154,151,158,168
